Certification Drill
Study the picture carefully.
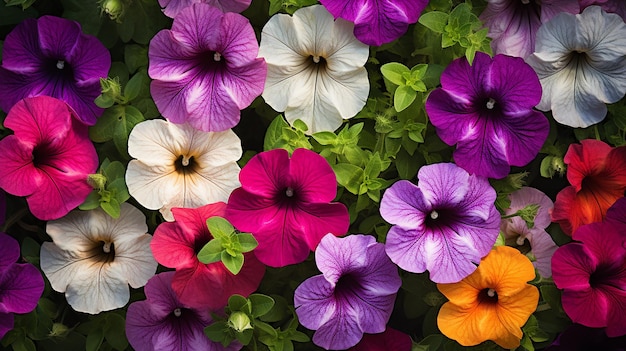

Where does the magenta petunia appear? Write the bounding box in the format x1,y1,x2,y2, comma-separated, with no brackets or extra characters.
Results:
319,0,428,46
0,96,98,220
148,3,267,132
158,0,252,18
126,271,241,351
151,202,265,311
551,197,626,337
294,234,402,350
0,16,111,125
425,52,549,179
226,148,350,267
379,162,501,283
479,0,579,58
0,233,45,339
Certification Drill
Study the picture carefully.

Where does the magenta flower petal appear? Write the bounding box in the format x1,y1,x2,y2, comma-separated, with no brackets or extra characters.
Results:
158,0,252,18
0,233,20,269
295,234,401,350
0,96,98,220
148,3,266,132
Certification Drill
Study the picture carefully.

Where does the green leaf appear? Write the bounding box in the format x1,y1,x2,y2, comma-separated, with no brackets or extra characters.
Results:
394,85,418,112
264,115,289,151
104,314,128,351
11,338,36,351
254,320,278,338
85,329,104,351
108,178,130,203
100,197,121,218
237,234,258,253
197,239,224,264
259,295,290,323
206,216,235,239
235,329,253,345
124,44,148,74
204,321,229,343
124,71,148,101
418,11,449,33
332,163,364,194
228,295,249,312
249,294,275,318
380,62,410,86
221,251,244,275
312,131,337,145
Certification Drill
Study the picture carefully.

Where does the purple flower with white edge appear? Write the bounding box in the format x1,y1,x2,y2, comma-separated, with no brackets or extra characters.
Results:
0,16,111,125
479,0,579,58
149,3,267,132
294,234,401,350
126,271,241,351
380,163,500,283
500,187,558,278
526,6,626,128
158,0,251,18
0,233,45,339
319,0,429,46
425,52,549,179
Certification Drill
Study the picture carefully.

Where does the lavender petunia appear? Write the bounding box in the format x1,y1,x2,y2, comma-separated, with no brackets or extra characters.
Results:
319,0,429,46
294,234,401,350
0,16,110,125
380,163,501,283
526,6,626,128
126,271,241,351
158,0,251,18
149,3,267,132
425,52,549,179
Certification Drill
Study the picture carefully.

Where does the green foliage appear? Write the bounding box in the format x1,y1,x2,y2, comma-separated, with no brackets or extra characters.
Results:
264,116,313,153
268,0,317,15
79,159,130,218
197,217,258,275
4,0,35,10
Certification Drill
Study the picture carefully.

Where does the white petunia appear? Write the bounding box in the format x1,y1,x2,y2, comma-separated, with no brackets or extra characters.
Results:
40,204,157,314
259,5,370,134
125,119,242,221
526,6,626,128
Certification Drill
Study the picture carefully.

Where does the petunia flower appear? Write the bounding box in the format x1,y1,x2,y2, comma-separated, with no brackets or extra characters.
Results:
425,52,549,179
479,0,579,58
546,324,626,351
0,96,98,221
551,139,626,236
158,0,251,18
0,16,110,125
526,6,626,128
347,327,412,351
258,5,369,134
580,0,626,20
148,3,266,132
500,187,558,277
294,234,402,350
437,246,540,349
126,271,241,351
226,148,350,267
379,162,501,283
551,197,626,337
0,233,45,339
125,119,242,222
40,203,158,314
319,0,428,46
151,202,265,310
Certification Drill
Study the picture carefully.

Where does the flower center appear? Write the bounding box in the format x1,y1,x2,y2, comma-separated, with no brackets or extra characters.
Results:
430,210,439,220
56,60,65,69
486,98,496,110
213,52,222,62
479,288,499,304
285,187,294,197
173,308,182,317
102,241,113,254
521,0,530,4
174,155,199,174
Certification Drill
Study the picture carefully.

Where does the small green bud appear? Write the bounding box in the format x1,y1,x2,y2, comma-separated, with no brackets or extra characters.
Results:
551,157,566,177
99,0,126,22
87,174,108,190
49,323,70,337
228,312,253,333
100,77,123,98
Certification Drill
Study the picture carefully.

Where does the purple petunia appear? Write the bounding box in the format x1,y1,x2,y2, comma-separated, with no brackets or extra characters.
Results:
294,234,401,350
148,3,267,132
158,0,252,18
0,233,45,339
379,162,500,283
425,52,549,179
319,0,428,46
126,271,241,351
0,16,111,125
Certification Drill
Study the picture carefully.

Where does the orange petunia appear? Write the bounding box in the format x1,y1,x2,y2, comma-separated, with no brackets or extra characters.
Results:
551,139,626,235
436,246,539,349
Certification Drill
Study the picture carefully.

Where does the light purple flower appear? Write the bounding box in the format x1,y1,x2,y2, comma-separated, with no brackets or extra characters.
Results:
379,163,500,283
0,233,45,339
126,271,241,351
0,16,111,125
500,187,558,278
149,3,267,132
319,0,429,46
294,234,401,350
580,0,626,20
158,0,252,18
425,52,549,179
479,0,579,58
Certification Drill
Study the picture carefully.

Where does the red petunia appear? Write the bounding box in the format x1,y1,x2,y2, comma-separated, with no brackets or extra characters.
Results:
551,139,626,235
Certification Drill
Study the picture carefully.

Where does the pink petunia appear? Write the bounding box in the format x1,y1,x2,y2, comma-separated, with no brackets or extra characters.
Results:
151,203,265,310
226,148,350,267
0,96,98,220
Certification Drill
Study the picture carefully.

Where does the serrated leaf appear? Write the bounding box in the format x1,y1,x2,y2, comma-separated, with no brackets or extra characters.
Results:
394,85,418,112
381,62,409,86
249,294,275,318
221,252,244,275
197,239,224,264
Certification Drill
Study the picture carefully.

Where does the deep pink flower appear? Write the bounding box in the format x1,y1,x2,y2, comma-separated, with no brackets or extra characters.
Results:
0,16,110,125
0,96,98,220
226,148,350,267
148,3,267,132
552,197,626,337
151,202,265,310
158,0,252,18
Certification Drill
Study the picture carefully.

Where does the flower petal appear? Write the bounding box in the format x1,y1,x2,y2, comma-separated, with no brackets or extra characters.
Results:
0,263,44,314
0,233,19,269
379,180,430,229
289,148,338,203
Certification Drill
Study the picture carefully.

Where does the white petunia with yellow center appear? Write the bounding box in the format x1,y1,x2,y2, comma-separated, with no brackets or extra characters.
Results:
125,119,242,221
40,204,158,314
259,5,370,134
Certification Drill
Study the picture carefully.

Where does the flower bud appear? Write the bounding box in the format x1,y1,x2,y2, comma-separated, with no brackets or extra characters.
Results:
99,0,126,23
228,311,253,332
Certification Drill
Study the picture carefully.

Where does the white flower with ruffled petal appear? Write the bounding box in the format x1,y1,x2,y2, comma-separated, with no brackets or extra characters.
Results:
259,5,369,134
527,6,626,128
40,204,157,314
125,119,242,221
